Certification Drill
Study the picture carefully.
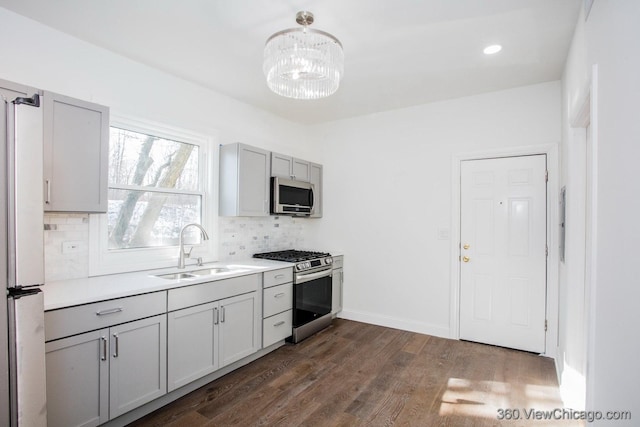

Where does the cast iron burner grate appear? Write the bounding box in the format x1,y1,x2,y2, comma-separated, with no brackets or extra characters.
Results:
253,250,331,263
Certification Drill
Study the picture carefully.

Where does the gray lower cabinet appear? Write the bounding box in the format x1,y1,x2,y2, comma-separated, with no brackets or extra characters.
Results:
45,329,108,427
167,274,261,392
167,292,259,392
44,292,167,427
45,314,167,427
219,142,270,216
45,273,268,425
219,292,259,366
43,91,109,213
331,256,344,316
109,315,167,419
262,268,293,347
167,302,217,392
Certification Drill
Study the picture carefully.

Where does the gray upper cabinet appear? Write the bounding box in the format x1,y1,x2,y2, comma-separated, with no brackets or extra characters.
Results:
271,152,310,182
309,162,323,218
219,143,270,217
43,91,109,212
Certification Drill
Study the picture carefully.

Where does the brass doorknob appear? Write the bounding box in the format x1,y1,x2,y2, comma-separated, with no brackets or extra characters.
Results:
463,244,470,250
462,256,470,262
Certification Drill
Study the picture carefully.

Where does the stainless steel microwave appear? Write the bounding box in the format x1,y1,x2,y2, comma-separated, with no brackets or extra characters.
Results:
271,177,314,216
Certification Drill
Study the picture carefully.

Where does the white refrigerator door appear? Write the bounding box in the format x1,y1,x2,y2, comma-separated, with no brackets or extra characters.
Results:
11,290,47,426
8,101,44,288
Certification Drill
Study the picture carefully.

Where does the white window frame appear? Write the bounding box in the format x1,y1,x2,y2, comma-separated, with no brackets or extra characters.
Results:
89,114,218,276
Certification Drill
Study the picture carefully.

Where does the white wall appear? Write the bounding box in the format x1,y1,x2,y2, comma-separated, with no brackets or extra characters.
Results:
557,5,589,410
580,1,640,422
307,81,561,338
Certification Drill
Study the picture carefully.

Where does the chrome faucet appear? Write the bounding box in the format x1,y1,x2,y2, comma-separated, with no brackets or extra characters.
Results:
178,223,209,269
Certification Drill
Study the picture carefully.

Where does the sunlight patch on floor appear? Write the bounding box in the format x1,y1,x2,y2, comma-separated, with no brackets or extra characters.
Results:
439,377,562,419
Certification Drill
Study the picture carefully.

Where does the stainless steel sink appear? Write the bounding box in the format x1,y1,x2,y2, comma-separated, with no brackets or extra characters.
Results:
190,267,232,276
156,272,196,280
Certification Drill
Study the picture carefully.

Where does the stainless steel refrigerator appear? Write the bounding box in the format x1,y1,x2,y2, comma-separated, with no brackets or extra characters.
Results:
1,81,47,426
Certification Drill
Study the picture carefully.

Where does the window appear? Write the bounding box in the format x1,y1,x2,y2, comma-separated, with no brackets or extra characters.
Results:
90,116,215,275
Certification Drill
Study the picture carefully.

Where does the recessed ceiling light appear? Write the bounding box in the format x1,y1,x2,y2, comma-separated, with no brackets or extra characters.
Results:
483,44,502,55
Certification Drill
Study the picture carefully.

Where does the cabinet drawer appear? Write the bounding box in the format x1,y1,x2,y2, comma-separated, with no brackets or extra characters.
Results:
45,292,166,342
263,283,293,318
262,310,292,348
332,255,344,269
263,268,293,288
168,274,259,312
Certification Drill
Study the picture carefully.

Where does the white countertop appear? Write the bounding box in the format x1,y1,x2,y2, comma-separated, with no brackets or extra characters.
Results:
43,259,294,311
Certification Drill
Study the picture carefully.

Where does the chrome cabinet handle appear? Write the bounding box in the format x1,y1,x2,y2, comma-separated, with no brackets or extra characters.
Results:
274,274,285,279
45,179,51,204
274,293,285,298
214,307,219,325
96,307,123,316
113,333,119,358
274,321,285,327
101,336,107,361
221,306,226,323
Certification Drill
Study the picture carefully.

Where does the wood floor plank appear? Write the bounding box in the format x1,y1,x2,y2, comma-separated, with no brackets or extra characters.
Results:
130,319,571,427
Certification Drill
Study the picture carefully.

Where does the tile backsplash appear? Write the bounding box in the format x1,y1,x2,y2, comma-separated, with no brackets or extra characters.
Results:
218,216,307,262
44,213,90,281
43,214,309,282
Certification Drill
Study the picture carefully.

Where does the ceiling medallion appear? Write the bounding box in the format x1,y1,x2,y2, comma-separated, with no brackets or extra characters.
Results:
263,11,344,100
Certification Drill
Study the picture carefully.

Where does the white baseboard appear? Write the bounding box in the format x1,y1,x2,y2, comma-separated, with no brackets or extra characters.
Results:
338,309,450,339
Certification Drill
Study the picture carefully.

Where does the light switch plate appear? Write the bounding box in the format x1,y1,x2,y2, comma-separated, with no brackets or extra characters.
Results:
437,227,450,240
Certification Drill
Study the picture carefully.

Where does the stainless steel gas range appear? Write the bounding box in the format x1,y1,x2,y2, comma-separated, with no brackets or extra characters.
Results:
253,250,333,343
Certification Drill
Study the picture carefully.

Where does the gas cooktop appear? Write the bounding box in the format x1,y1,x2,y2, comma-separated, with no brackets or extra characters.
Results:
253,250,332,263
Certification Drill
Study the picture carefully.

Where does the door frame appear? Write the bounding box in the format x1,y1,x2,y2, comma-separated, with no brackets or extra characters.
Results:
449,143,559,357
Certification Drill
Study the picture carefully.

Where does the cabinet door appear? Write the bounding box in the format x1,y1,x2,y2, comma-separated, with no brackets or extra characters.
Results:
263,283,293,318
238,144,270,216
271,152,293,178
109,315,167,419
309,163,323,218
167,302,218,392
220,143,270,217
263,310,293,348
43,91,109,212
332,268,343,316
292,158,310,181
219,292,259,367
272,153,310,181
45,329,109,427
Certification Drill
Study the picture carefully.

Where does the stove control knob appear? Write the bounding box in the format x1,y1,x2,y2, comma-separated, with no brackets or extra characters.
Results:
326,258,333,265
306,262,311,269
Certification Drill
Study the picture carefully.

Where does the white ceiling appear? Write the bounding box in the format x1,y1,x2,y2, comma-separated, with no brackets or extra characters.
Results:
0,0,581,124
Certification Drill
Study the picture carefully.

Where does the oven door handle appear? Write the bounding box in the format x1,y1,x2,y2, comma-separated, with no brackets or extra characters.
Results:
295,268,332,284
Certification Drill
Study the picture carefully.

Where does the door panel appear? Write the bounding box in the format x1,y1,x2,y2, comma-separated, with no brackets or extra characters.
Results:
45,329,109,427
460,155,547,353
109,315,166,418
167,302,217,392
219,293,257,367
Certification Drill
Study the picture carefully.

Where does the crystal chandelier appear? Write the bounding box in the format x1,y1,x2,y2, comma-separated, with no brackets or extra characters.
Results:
263,11,344,100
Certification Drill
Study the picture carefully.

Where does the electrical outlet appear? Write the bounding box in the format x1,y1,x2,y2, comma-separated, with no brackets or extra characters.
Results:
62,241,83,254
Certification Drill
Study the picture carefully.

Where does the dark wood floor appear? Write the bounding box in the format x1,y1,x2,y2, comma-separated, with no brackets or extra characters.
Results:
129,319,578,426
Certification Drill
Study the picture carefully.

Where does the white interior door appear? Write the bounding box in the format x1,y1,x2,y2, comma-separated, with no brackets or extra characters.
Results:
460,155,547,353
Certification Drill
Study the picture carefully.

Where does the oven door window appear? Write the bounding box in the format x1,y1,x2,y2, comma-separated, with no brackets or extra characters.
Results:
293,275,332,327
